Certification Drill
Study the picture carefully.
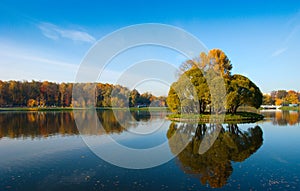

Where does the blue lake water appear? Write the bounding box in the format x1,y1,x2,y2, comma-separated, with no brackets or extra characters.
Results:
0,110,300,190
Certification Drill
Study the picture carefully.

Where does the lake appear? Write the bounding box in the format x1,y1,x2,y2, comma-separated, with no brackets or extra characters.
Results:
0,110,300,190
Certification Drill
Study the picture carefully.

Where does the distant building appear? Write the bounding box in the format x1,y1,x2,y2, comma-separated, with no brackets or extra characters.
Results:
137,104,148,108
289,104,299,107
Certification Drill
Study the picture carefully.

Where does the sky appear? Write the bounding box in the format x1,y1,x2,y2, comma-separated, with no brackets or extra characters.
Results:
1,0,300,96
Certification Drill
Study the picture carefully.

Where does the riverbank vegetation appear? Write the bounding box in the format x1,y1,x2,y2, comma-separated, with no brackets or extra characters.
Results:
279,106,300,111
263,90,300,106
167,112,264,123
0,81,167,108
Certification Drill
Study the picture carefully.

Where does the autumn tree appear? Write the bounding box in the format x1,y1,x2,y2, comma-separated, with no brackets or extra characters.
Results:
129,89,140,107
166,86,181,113
262,94,275,105
180,49,232,78
267,90,299,106
167,49,261,114
286,90,298,104
0,80,8,106
226,74,263,114
110,85,131,108
0,81,165,108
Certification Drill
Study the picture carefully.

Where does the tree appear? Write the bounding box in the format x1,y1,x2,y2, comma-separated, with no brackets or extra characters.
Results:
286,90,298,104
8,81,22,106
276,90,288,99
226,74,262,114
111,85,130,108
0,80,8,106
96,83,113,107
59,83,67,107
263,94,274,105
166,85,181,113
27,99,37,107
275,98,283,106
129,89,140,107
186,67,210,113
206,49,232,77
180,49,232,78
167,71,201,114
167,49,261,114
137,92,152,106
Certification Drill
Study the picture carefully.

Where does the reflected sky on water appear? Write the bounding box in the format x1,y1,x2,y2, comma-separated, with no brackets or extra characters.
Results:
0,110,300,190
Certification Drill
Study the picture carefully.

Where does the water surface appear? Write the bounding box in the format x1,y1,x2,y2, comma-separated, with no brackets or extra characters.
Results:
0,110,300,190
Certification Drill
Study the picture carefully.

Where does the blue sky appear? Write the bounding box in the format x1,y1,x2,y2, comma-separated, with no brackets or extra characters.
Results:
1,0,300,95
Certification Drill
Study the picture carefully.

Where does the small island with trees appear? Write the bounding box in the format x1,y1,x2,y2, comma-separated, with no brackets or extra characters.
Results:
166,49,264,123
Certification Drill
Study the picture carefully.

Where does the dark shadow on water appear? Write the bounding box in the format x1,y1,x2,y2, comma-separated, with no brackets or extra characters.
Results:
130,110,151,122
167,122,263,188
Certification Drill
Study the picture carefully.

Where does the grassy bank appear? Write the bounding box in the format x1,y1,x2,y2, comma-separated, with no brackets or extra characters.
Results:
166,112,264,123
96,107,169,112
280,106,300,111
0,107,76,111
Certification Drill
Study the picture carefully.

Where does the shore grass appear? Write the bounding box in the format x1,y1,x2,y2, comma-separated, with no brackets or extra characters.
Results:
166,111,264,123
95,107,168,111
0,107,76,111
280,106,300,111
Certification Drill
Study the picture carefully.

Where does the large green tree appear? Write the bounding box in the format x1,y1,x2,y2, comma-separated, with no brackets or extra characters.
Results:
226,74,262,114
166,85,181,113
167,67,210,114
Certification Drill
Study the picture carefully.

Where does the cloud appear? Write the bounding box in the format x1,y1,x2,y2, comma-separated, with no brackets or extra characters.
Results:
271,47,288,57
22,55,78,70
0,46,78,70
38,22,96,43
0,44,79,82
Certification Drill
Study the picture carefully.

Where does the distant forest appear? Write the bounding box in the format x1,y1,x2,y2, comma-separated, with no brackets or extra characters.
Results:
0,80,167,108
263,90,300,105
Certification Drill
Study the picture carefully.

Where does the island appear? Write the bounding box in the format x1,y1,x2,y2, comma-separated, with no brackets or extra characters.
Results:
166,49,264,123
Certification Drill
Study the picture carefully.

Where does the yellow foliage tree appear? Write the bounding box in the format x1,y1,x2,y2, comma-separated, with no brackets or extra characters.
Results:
275,98,283,106
27,99,36,107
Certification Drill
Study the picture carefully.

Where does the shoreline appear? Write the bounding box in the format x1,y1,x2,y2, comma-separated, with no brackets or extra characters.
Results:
166,112,264,123
0,107,169,112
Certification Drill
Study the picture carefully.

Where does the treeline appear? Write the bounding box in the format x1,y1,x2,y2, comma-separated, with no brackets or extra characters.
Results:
263,90,300,105
0,80,166,108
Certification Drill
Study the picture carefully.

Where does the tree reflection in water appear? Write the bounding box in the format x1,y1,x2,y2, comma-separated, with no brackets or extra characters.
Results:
0,110,154,139
167,122,263,188
261,110,300,126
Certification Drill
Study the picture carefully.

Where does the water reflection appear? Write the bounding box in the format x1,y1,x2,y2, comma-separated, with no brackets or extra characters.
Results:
167,122,263,188
0,110,156,139
261,110,300,126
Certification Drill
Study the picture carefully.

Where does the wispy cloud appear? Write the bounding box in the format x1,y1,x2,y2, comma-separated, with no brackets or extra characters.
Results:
22,55,78,70
271,47,288,57
284,25,300,44
0,44,79,82
38,22,96,43
0,47,78,70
